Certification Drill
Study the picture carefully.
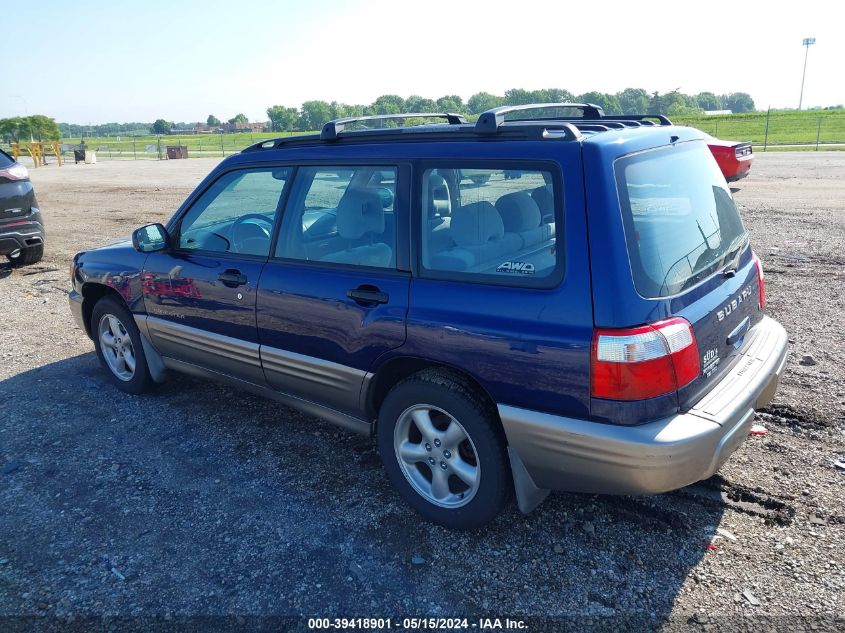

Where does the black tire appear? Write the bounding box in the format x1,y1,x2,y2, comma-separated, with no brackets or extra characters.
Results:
377,369,510,530
91,296,155,395
7,243,44,267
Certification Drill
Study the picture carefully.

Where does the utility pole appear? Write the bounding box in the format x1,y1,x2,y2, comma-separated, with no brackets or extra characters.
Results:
799,37,816,110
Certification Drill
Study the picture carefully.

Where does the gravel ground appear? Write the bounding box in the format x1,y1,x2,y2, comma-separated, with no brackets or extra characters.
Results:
1,154,844,631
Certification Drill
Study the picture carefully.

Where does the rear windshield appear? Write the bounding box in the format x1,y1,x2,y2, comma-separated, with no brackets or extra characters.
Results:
0,150,14,168
615,142,747,298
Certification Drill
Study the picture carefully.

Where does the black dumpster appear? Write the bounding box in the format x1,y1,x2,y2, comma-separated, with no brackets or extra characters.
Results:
73,149,85,164
166,145,189,159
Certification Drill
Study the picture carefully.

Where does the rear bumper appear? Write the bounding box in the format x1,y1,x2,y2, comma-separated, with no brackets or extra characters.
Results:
0,219,44,255
726,156,753,182
501,315,788,500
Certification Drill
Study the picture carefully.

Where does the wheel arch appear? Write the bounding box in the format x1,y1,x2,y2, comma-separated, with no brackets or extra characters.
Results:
366,356,501,430
85,283,167,384
81,283,130,338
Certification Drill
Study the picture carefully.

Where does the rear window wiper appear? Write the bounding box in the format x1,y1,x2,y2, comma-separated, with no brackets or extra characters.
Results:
721,234,749,276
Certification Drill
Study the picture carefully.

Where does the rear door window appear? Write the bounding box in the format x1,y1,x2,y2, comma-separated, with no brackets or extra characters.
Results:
419,166,562,287
615,142,747,298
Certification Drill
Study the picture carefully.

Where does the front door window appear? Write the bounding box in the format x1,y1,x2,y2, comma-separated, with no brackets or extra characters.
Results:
178,168,291,257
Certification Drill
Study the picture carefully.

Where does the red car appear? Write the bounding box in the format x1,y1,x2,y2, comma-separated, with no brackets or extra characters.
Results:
141,272,201,301
705,134,754,182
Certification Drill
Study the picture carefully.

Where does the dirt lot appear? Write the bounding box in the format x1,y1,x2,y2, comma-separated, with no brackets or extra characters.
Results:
1,154,844,630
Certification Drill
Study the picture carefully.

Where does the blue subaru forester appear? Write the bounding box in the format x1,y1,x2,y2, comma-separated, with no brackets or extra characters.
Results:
68,104,788,529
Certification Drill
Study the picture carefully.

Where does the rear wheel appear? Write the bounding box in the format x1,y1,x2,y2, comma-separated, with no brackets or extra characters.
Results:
91,296,154,394
7,243,44,267
377,370,510,529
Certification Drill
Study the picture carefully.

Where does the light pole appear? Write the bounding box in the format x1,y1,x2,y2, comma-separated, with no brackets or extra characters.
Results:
799,37,816,110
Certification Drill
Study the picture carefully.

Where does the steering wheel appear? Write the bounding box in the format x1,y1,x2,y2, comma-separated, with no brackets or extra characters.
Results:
231,213,273,254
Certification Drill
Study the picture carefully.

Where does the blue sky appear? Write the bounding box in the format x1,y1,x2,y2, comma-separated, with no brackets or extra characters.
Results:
4,0,843,123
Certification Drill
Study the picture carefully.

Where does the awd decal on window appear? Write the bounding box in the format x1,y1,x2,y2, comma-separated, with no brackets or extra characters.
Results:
496,261,535,275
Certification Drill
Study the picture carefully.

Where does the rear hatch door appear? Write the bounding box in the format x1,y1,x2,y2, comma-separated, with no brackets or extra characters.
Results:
611,140,763,411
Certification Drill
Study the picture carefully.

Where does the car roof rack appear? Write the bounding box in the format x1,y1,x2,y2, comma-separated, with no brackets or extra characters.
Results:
242,104,673,153
475,103,605,134
475,103,674,132
596,114,673,125
242,120,584,152
321,112,466,141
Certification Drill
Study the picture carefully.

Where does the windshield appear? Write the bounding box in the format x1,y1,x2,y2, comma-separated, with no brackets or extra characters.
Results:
615,141,747,298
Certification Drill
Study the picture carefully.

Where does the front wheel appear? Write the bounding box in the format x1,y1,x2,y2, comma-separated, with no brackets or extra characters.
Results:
91,296,154,394
377,370,510,529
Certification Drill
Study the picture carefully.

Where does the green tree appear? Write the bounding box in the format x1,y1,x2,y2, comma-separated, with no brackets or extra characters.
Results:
435,95,464,112
721,92,755,113
649,91,687,115
0,117,27,141
151,119,171,134
266,105,300,132
227,113,248,124
578,92,622,115
368,94,406,115
694,92,721,111
298,100,333,130
503,88,535,105
617,88,650,114
405,95,437,113
467,92,504,114
207,114,221,126
27,115,61,140
58,121,151,137
534,88,575,103
328,101,359,120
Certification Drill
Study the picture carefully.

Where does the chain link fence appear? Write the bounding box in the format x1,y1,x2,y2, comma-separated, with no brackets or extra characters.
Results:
53,132,280,161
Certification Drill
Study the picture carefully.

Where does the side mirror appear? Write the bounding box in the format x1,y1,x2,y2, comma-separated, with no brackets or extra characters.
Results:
132,223,171,253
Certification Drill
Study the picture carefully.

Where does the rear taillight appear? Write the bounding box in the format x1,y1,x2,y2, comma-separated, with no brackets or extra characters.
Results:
752,251,765,310
0,164,29,181
591,317,699,401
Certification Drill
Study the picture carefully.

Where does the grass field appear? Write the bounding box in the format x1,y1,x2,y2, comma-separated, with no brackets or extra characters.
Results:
672,109,845,145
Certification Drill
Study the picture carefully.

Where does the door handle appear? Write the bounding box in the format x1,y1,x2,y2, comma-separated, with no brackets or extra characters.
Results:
218,270,247,287
727,316,751,347
347,286,389,305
